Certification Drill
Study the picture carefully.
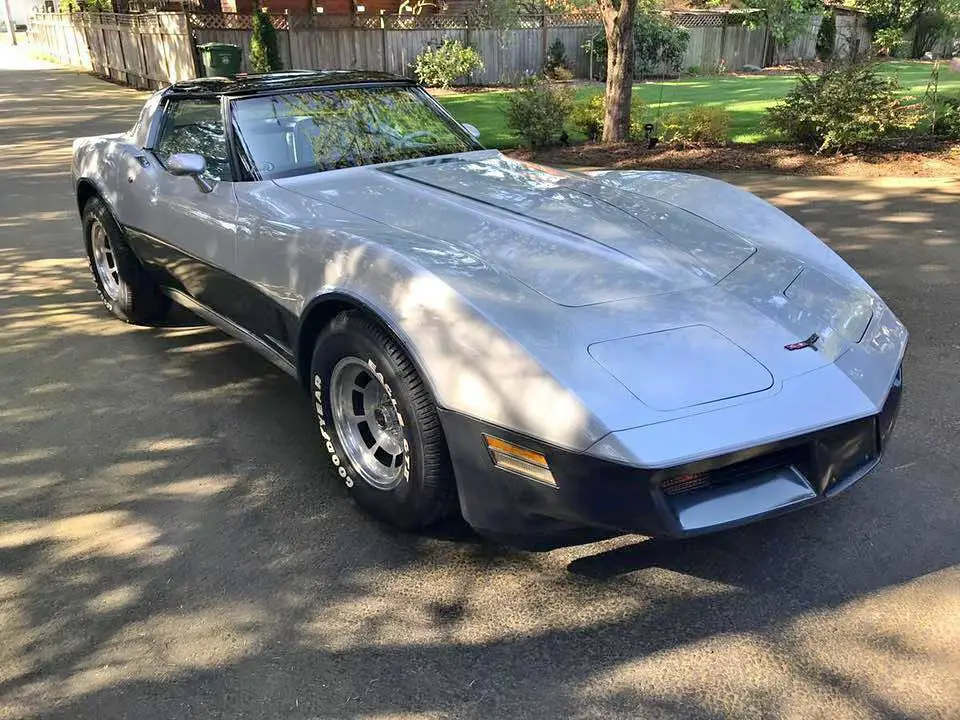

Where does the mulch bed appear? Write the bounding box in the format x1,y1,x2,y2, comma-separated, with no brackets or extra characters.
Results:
508,139,960,177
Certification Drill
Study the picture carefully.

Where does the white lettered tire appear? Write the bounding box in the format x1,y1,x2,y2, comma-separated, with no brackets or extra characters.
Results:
311,311,455,529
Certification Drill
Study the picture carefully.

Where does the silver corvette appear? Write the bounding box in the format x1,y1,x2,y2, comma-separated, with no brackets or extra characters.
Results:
72,71,906,549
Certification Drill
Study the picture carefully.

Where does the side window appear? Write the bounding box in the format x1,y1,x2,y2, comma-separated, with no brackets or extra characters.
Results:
152,99,231,182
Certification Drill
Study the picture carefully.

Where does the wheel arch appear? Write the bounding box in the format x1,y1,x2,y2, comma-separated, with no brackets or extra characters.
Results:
76,178,105,216
296,291,440,405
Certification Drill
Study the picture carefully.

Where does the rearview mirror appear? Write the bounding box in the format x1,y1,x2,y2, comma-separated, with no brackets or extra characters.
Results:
462,123,481,140
166,153,213,193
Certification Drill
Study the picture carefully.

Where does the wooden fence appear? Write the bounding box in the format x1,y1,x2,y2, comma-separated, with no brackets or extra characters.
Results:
776,14,823,64
27,11,834,89
29,12,196,86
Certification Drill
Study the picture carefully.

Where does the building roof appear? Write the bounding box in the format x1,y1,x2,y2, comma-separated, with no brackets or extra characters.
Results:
165,70,412,97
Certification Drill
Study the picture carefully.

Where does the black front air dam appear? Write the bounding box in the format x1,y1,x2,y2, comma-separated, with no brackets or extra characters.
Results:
437,410,674,549
436,367,902,550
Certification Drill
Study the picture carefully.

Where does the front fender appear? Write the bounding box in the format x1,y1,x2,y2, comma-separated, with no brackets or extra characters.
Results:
295,239,609,452
72,134,130,219
238,180,615,453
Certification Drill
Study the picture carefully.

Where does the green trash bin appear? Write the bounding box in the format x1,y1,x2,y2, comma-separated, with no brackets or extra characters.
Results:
197,42,243,78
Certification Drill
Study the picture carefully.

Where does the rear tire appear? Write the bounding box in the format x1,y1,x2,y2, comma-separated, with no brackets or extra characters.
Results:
311,311,455,530
83,196,169,325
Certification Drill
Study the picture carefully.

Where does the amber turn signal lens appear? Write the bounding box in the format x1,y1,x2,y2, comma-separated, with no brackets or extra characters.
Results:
483,435,556,487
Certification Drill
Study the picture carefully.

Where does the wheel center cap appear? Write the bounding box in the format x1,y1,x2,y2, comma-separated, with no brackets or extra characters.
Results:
373,407,387,428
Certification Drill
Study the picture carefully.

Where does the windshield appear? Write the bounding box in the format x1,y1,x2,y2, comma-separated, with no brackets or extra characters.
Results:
232,86,478,179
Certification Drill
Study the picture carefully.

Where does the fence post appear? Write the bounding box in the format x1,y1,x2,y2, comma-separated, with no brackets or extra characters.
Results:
115,15,129,85
284,9,294,70
379,10,387,72
540,10,547,71
137,17,149,88
183,10,200,79
718,16,727,68
99,13,112,78
1,0,16,47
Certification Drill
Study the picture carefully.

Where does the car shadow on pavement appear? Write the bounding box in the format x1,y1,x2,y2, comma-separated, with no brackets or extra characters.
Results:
1,60,958,720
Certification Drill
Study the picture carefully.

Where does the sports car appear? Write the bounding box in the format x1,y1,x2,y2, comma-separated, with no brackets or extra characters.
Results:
72,70,906,549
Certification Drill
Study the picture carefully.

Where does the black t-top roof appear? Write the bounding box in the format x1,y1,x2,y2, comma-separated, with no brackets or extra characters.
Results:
165,70,413,98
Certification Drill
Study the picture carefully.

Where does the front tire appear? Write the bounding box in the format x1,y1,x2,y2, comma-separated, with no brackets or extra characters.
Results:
311,311,455,530
83,196,169,325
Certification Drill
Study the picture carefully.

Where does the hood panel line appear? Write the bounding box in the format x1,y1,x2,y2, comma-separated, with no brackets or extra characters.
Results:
377,164,647,264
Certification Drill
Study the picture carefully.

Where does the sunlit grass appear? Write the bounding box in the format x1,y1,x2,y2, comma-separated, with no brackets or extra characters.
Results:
436,60,960,148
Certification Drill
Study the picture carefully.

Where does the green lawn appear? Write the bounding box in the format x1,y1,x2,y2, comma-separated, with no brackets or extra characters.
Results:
436,61,960,148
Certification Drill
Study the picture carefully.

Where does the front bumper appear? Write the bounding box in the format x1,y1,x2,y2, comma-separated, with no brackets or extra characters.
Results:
439,366,903,550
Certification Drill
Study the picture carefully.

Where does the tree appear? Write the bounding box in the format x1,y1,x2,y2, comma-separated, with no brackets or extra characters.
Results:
597,0,639,142
493,0,654,143
854,0,960,57
250,4,283,74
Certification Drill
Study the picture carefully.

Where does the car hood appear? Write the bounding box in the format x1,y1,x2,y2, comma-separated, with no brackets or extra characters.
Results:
280,152,756,308
275,152,895,417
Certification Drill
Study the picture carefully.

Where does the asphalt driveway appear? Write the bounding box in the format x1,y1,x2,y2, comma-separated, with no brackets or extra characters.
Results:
0,48,957,720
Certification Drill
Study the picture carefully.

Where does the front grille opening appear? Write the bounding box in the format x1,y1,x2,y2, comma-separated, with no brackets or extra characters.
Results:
660,447,802,496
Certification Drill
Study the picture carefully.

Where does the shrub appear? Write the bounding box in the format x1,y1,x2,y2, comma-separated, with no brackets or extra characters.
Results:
506,82,574,149
569,93,648,142
581,13,690,80
634,13,689,79
569,94,606,141
544,38,570,80
250,5,282,73
928,95,960,139
414,40,483,88
873,27,907,57
765,61,908,153
660,106,731,147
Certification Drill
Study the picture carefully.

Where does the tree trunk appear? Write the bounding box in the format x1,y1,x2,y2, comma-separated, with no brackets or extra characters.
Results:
598,0,637,143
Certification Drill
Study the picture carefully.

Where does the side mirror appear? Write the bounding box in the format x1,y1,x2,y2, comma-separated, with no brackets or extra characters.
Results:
462,123,481,140
167,152,213,192
167,152,206,176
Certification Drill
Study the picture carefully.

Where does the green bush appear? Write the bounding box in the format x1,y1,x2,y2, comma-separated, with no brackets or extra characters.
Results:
927,95,960,139
569,93,648,142
506,82,574,149
581,13,689,80
569,94,605,141
660,106,731,147
765,61,908,153
414,40,483,88
634,13,689,80
250,5,282,73
873,27,907,57
544,38,570,80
